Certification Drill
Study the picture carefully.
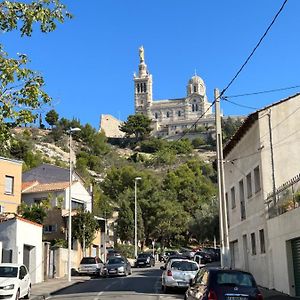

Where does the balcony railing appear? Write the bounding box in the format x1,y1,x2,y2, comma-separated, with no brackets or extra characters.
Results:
266,173,300,219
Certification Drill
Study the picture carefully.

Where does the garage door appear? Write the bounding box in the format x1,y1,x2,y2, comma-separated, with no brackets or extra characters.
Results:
291,238,300,296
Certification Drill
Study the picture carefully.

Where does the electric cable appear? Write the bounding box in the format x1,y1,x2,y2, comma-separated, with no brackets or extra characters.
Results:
220,0,288,98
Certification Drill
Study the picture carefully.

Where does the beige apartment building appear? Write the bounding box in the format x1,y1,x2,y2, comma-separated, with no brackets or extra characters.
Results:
0,157,23,213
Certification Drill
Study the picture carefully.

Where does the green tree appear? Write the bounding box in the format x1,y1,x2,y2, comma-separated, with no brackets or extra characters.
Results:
72,209,100,250
119,114,152,142
45,109,59,128
0,1,71,148
18,203,47,224
116,199,134,242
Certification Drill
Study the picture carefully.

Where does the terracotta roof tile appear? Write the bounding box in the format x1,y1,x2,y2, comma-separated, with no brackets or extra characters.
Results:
22,181,71,194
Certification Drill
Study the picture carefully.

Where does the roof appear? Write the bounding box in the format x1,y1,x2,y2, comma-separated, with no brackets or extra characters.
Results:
0,213,43,227
0,263,24,268
223,93,300,158
0,156,23,165
22,163,85,184
22,181,71,194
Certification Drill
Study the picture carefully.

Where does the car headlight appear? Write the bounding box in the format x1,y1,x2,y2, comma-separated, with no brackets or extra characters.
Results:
118,266,124,271
3,284,14,290
146,257,150,262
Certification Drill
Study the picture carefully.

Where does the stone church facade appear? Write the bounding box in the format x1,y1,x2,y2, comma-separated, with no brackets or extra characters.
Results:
134,46,215,138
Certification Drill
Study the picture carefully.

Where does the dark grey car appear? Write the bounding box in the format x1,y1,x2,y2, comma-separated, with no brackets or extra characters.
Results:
103,256,132,277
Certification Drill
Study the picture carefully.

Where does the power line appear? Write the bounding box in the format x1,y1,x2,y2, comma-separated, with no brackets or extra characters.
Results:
220,0,288,98
223,84,300,99
222,97,259,110
176,100,216,141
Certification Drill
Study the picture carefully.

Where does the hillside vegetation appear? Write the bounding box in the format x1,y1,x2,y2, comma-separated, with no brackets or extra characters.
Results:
1,115,242,249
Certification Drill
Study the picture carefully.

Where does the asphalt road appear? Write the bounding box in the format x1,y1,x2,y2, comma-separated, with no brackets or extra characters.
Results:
49,264,185,300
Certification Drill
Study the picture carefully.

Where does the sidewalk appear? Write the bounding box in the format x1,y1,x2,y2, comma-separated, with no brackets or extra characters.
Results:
31,276,90,300
260,286,298,300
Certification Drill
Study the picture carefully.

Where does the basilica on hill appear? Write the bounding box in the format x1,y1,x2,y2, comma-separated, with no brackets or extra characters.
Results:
133,46,215,139
100,47,216,139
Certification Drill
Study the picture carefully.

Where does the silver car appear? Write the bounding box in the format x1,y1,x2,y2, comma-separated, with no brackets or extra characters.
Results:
161,259,199,293
78,257,104,276
103,256,132,277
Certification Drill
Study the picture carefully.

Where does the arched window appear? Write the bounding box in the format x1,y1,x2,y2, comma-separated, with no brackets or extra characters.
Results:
196,104,198,111
193,85,197,93
192,104,195,112
144,83,147,92
137,84,140,93
155,112,158,119
178,111,181,117
166,111,170,118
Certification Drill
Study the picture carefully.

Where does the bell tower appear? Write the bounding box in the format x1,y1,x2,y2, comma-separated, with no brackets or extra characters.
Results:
134,46,153,118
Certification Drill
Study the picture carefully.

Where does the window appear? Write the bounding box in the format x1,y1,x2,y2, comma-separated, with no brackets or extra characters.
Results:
193,85,197,93
231,187,236,209
154,113,158,119
143,82,147,92
254,166,261,192
225,193,230,227
192,104,195,112
44,224,57,233
71,200,84,210
239,180,246,220
195,104,198,111
0,206,4,213
259,229,266,254
166,112,170,118
246,173,252,198
5,176,14,195
178,111,181,117
251,232,256,255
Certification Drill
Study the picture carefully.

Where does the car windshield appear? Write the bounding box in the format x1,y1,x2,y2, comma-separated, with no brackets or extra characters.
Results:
107,258,124,264
138,253,150,258
0,267,18,278
171,261,198,271
80,258,96,264
216,271,255,287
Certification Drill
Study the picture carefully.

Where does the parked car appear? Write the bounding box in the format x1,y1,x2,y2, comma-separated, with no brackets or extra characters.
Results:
107,248,121,259
185,267,263,300
78,256,104,276
103,256,132,277
194,251,213,264
135,252,155,267
161,259,200,293
159,250,180,262
180,248,196,259
203,247,220,261
0,263,31,300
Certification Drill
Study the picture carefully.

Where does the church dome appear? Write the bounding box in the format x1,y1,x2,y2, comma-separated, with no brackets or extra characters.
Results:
188,75,204,85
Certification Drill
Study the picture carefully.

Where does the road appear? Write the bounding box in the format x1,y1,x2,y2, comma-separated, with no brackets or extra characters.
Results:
50,263,185,300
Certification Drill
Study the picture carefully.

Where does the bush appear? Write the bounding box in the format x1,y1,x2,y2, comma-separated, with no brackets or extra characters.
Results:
140,138,168,153
192,137,205,148
114,243,135,259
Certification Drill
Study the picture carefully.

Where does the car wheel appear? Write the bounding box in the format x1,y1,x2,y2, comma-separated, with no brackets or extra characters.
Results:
163,284,170,293
15,289,20,300
24,285,31,299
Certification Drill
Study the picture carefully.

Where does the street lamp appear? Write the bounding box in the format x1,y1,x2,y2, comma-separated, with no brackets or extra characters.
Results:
67,127,81,282
134,177,142,259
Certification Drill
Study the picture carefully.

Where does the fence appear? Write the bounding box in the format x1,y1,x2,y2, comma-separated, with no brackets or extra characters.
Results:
266,173,300,219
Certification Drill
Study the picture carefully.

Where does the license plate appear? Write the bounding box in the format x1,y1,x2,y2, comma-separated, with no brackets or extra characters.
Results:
109,270,117,273
178,282,187,286
226,297,248,300
138,262,144,264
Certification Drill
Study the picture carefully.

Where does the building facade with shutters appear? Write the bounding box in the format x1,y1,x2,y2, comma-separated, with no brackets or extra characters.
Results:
223,93,300,296
133,46,215,138
0,157,23,213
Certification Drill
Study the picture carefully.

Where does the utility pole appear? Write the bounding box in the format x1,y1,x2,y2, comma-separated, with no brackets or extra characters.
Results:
215,88,230,268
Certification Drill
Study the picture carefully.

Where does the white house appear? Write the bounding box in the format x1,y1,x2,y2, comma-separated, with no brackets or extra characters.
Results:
0,215,43,284
223,93,300,296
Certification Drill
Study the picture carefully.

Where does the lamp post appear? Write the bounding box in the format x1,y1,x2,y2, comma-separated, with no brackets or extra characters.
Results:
134,177,142,259
67,127,81,282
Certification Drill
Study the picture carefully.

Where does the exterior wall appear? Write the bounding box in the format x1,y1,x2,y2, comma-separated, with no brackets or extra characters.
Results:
0,157,22,213
224,94,300,294
99,114,125,138
0,218,43,284
224,121,269,288
267,207,300,296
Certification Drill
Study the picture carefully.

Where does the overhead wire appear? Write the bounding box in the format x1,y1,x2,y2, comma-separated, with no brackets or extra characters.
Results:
177,0,288,141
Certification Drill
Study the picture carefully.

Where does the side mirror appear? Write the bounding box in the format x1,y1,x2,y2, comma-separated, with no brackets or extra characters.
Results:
19,274,24,280
160,266,166,270
189,278,194,286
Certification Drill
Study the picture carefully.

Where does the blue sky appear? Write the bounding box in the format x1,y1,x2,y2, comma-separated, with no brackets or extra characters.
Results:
4,0,300,129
